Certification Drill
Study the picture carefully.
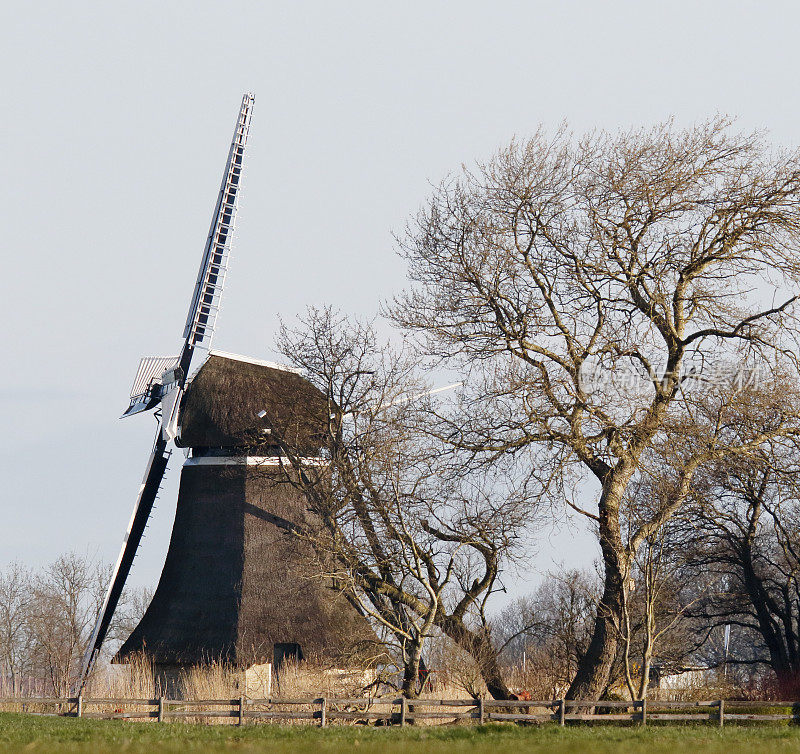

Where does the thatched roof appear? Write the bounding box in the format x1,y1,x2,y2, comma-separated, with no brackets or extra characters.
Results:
177,353,328,454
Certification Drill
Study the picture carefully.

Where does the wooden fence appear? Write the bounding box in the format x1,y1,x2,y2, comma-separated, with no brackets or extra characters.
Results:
1,697,799,726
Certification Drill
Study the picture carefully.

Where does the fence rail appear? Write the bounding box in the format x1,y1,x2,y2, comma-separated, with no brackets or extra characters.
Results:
1,696,799,726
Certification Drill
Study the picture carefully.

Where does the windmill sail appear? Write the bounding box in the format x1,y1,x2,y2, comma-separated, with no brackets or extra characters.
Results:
122,355,181,417
184,92,254,350
78,93,255,689
80,434,170,684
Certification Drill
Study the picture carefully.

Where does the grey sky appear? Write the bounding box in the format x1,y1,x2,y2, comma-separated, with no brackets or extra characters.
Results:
2,0,798,602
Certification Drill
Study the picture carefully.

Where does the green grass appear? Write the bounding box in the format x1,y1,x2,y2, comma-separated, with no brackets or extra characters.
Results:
3,713,800,753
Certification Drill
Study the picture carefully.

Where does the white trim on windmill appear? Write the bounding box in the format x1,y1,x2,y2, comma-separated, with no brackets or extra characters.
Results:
184,455,329,467
209,350,302,374
160,384,182,442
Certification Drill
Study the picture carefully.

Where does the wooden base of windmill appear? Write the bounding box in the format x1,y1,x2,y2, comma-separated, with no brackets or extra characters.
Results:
151,660,275,699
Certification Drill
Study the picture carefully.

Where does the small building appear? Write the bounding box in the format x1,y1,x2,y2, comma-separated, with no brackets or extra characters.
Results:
649,663,713,694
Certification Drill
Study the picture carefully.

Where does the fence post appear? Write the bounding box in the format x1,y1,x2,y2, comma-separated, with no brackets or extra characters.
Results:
238,696,245,726
320,697,327,727
158,697,164,723
479,696,485,725
76,695,83,719
400,696,407,727
559,698,565,726
718,699,725,728
640,698,647,726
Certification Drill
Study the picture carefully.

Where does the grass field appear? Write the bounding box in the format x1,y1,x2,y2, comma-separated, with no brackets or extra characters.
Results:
3,713,800,753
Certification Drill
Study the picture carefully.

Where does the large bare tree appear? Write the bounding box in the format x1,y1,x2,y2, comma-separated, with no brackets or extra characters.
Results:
260,308,534,698
392,119,800,699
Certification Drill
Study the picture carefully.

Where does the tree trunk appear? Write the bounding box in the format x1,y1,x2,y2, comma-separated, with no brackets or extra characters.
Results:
566,569,624,700
638,647,653,700
475,637,512,700
401,639,423,699
637,583,656,700
567,477,629,701
741,548,794,678
439,618,511,699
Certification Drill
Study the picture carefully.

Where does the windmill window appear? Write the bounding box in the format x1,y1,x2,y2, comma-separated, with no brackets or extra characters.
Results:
273,642,303,668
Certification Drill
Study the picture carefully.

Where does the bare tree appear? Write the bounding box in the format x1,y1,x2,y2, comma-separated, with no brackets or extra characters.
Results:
393,118,800,699
0,555,147,696
26,553,113,695
683,432,800,689
616,516,708,700
260,307,535,698
495,569,597,697
0,563,33,695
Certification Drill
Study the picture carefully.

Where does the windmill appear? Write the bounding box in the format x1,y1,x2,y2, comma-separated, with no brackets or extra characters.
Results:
81,94,370,697
78,93,256,688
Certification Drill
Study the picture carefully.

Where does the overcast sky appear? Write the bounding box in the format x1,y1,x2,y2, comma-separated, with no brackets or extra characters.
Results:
2,0,799,604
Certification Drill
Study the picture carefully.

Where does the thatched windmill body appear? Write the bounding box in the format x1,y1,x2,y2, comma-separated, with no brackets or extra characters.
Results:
117,352,365,693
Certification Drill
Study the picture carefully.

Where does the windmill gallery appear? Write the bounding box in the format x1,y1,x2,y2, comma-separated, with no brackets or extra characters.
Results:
80,95,369,696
